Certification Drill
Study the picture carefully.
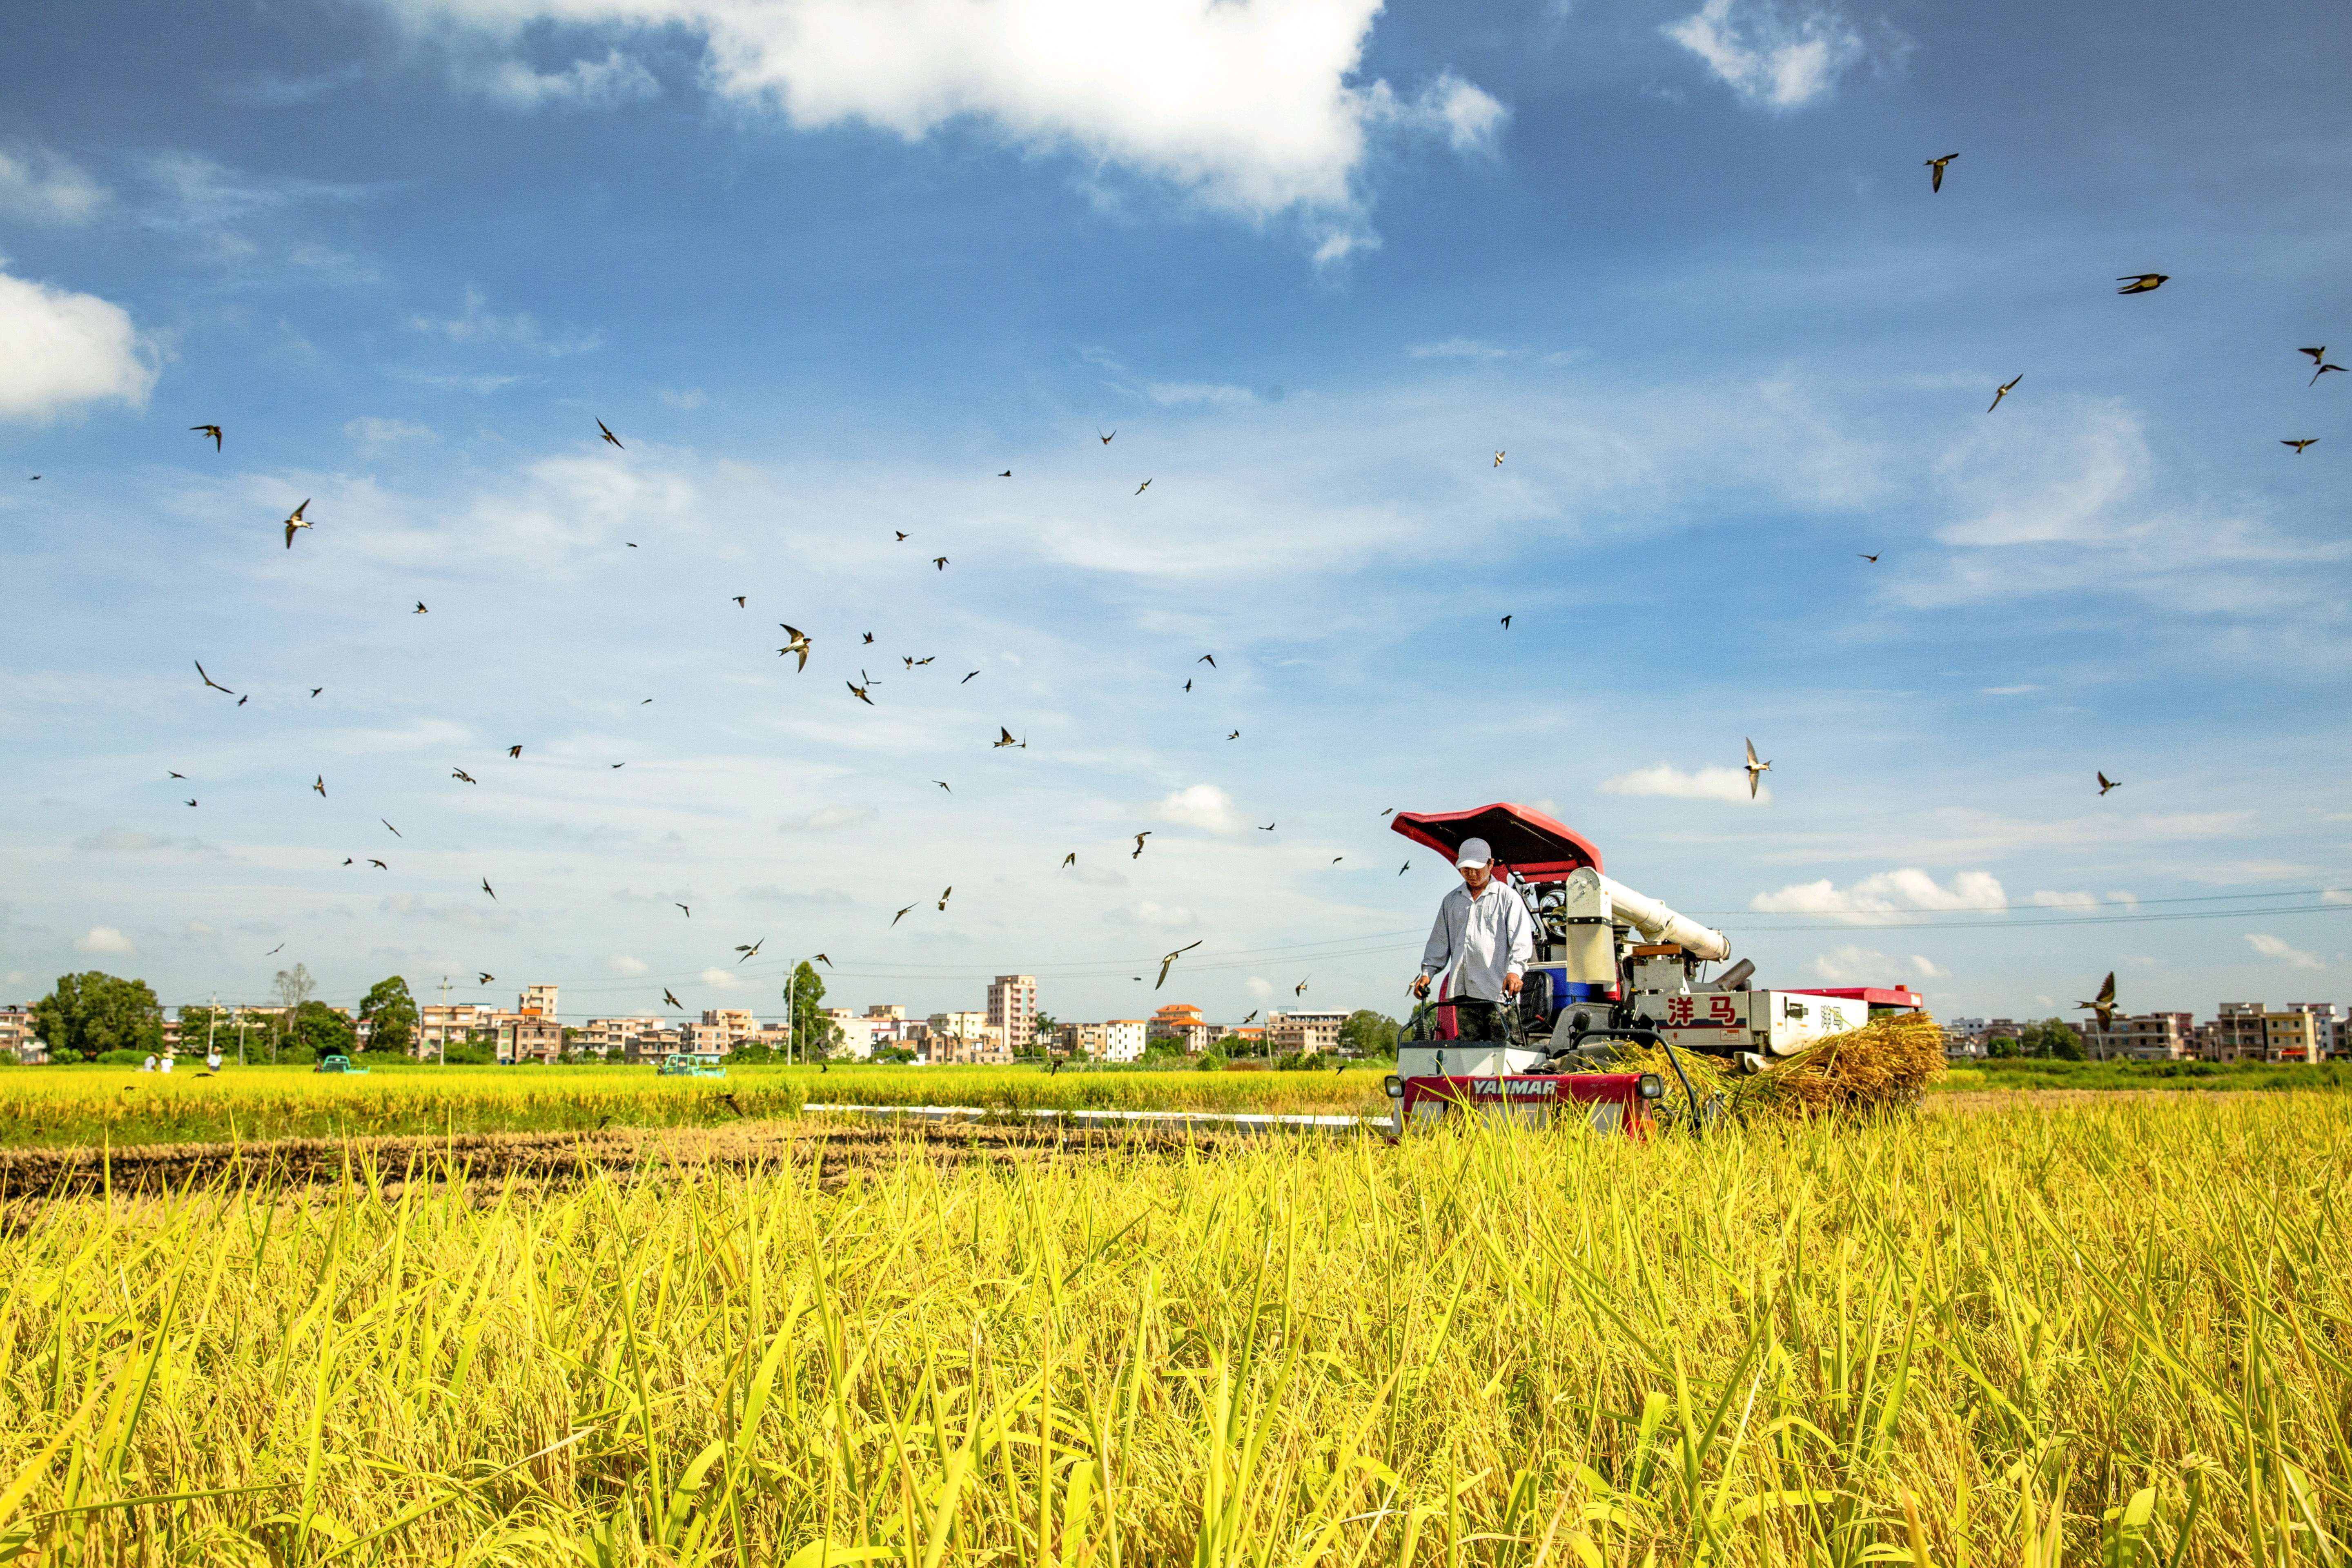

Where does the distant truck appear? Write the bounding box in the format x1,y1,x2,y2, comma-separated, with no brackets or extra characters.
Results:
313,1054,368,1075
657,1052,726,1079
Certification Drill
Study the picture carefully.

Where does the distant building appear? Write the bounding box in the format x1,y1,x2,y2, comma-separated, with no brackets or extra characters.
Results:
0,1005,41,1063
625,1027,683,1062
2090,1012,2194,1061
1267,1010,1349,1056
497,1013,564,1065
701,1009,758,1051
419,1002,497,1053
1148,1004,1216,1054
987,975,1039,1053
2200,1003,2268,1061
581,1017,659,1058
926,1013,1009,1064
520,984,559,1019
2264,1009,2321,1063
823,1007,878,1060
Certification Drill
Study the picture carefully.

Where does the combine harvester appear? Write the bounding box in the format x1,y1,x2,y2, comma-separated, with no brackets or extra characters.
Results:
1383,803,1923,1138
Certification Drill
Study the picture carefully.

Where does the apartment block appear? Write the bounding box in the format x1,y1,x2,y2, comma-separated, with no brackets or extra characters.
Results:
581,1017,659,1058
496,1013,564,1065
2264,1009,2321,1063
520,984,558,1019
987,975,1039,1052
2092,1012,2194,1061
624,1027,684,1062
1148,1003,1216,1054
2200,1003,2268,1061
700,1009,758,1051
1267,1009,1350,1057
418,1002,498,1052
0,1005,40,1063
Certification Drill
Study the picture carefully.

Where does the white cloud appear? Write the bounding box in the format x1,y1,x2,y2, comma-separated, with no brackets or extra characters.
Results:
2030,890,2098,909
1600,763,1768,804
408,286,603,356
1807,944,1893,984
659,387,708,409
1157,783,1237,831
76,926,136,955
697,966,742,988
1911,955,1948,979
1109,900,1198,929
1753,869,2005,922
2326,889,2352,906
1149,381,1256,407
779,805,875,833
1981,684,2041,696
0,268,158,421
1247,977,1274,1000
2245,933,2323,971
75,829,175,853
383,0,1500,248
1408,336,1515,361
604,954,649,974
477,48,659,108
1664,0,1865,110
345,416,437,452
0,143,110,223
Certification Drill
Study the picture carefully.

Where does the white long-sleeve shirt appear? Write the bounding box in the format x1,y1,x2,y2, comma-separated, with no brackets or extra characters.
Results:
1419,880,1536,1001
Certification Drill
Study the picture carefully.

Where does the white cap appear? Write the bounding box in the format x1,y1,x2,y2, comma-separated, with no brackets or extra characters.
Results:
1455,836,1493,869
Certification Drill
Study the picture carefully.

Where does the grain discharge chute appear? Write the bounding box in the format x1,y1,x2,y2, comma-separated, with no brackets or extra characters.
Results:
1383,802,1923,1134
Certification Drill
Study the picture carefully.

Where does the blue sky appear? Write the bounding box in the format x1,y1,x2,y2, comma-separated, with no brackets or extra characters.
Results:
2,0,2348,1029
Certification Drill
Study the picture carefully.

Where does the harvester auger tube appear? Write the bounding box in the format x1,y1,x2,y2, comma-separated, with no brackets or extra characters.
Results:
1568,869,1730,964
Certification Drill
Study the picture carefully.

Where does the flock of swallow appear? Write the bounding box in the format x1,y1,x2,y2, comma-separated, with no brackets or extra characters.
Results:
82,149,2336,1027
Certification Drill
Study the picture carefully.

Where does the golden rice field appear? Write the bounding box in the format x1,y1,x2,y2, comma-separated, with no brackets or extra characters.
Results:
0,1064,1391,1149
4,1093,2348,1566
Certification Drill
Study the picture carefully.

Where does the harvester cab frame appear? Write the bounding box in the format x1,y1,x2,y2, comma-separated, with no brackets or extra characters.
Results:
1384,802,1923,1138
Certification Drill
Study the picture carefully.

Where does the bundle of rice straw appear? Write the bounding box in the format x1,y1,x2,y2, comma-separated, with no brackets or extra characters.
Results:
1728,1011,1947,1120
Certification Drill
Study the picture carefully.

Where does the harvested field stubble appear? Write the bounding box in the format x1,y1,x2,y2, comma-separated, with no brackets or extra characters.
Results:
4,1096,2349,1565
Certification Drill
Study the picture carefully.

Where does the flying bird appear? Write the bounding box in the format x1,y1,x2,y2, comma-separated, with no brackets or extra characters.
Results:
933,779,951,793
778,624,812,671
414,602,428,614
1381,808,1393,816
381,819,401,837
611,762,625,768
481,878,496,899
452,768,476,784
1744,738,1771,799
735,938,765,962
913,656,934,666
862,632,874,644
368,858,387,869
1061,852,1076,867
732,596,746,608
1135,479,1151,495
2300,346,2328,367
676,903,690,918
508,745,522,758
1132,832,1150,859
1924,153,1957,192
169,771,185,779
194,660,234,695
1399,862,1411,875
312,775,325,797
2283,439,2319,454
1197,654,1215,667
1241,1010,1258,1025
1294,978,1310,997
938,886,952,911
265,944,284,956
282,500,312,549
2098,771,2120,795
1098,429,1116,444
343,857,352,866
962,670,978,683
998,470,1011,478
237,695,248,706
477,972,494,985
892,902,917,927
847,681,874,706
933,556,949,570
1154,940,1202,989
895,532,908,542
185,798,197,807
1183,679,1191,693
1500,615,1511,629
662,988,683,1009
1258,822,1275,831
2313,362,2348,386
2076,971,2118,1030
310,688,323,697
191,424,223,451
1227,730,1240,740
813,954,831,967
597,419,624,449
995,727,1019,748
1859,553,1880,563
1332,856,1343,864
2116,274,2168,295
1988,374,2022,412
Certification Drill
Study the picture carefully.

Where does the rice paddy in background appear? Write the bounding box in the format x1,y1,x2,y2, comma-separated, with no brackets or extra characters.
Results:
0,1064,1394,1149
2,1094,2347,1566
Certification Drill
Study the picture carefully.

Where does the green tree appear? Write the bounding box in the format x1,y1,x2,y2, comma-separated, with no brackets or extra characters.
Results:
176,1005,229,1057
283,1001,353,1062
357,976,418,1056
1031,1011,1060,1058
31,972,164,1061
783,962,842,1060
1338,1009,1399,1059
2022,1017,2085,1060
1986,1033,2020,1059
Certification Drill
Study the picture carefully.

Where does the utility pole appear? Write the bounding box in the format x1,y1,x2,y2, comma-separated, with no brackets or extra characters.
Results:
437,975,451,1066
235,1009,248,1067
205,991,219,1068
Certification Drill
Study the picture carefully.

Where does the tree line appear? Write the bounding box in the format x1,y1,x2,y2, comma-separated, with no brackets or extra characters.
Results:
23,968,420,1063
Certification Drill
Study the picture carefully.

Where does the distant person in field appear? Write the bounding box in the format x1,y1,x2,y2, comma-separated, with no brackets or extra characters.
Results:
1410,836,1534,1044
206,1045,223,1073
143,1052,158,1072
159,1051,175,1074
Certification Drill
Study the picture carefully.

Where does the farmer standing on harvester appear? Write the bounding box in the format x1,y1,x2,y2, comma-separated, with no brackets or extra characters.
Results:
1409,836,1535,1042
